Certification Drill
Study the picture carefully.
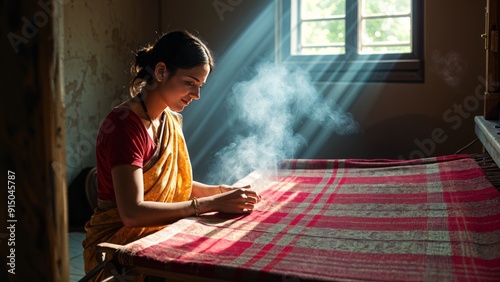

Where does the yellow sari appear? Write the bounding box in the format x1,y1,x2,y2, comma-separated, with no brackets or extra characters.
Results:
82,109,193,275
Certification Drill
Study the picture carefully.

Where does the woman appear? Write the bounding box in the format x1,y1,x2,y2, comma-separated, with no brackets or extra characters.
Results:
82,31,260,278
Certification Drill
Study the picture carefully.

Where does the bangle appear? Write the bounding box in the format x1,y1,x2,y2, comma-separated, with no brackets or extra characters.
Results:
192,197,200,216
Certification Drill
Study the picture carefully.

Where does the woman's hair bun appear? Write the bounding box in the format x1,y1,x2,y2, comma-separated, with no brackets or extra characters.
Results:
135,45,153,68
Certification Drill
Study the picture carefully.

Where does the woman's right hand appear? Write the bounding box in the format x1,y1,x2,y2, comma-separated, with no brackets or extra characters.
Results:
210,187,260,214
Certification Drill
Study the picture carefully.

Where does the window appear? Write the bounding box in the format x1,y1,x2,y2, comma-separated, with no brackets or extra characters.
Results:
277,0,424,82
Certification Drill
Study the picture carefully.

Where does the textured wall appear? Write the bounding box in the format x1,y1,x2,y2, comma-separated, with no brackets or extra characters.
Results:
63,0,159,182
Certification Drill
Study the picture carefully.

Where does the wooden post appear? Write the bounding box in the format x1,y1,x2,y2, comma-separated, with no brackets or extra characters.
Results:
484,0,500,119
1,0,68,281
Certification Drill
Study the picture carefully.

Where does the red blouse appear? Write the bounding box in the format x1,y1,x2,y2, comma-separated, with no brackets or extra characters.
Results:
95,107,155,201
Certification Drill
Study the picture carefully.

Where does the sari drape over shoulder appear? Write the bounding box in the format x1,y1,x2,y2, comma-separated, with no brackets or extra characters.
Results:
82,109,193,274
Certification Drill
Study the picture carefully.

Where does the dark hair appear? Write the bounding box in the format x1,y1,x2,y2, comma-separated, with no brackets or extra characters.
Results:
130,31,214,96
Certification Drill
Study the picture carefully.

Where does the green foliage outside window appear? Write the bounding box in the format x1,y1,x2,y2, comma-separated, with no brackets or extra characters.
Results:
296,0,412,55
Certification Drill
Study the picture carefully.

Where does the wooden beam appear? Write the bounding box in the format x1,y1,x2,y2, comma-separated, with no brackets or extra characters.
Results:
484,0,500,119
1,0,68,281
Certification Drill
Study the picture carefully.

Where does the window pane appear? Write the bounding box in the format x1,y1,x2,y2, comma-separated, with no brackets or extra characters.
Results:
301,0,346,19
360,17,411,54
301,46,345,55
301,20,345,55
361,0,411,16
301,20,345,45
360,45,411,54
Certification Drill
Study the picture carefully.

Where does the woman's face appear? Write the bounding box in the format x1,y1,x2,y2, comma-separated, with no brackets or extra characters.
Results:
159,64,210,112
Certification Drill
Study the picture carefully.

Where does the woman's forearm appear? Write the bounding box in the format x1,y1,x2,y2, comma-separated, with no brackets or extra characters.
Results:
191,181,225,198
119,199,200,227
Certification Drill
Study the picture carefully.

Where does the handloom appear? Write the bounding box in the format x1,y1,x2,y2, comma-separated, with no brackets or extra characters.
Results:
98,154,500,281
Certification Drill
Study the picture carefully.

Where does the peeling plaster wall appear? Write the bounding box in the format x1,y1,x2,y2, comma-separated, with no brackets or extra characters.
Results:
63,0,159,183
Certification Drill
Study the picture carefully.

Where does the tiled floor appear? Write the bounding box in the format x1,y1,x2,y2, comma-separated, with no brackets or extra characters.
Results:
69,232,86,281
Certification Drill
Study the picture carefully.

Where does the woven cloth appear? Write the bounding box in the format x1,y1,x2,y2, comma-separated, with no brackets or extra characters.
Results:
115,155,500,281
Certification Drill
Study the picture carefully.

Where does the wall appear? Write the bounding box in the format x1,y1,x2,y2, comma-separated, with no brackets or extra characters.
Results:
162,0,486,183
63,0,160,182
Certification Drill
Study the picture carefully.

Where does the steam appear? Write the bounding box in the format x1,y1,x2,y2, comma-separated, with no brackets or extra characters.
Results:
207,63,359,184
431,50,467,89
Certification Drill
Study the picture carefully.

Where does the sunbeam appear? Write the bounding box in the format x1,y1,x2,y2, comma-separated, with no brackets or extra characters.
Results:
182,1,401,184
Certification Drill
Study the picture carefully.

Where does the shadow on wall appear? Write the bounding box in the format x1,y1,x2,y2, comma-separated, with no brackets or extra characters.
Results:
364,114,462,159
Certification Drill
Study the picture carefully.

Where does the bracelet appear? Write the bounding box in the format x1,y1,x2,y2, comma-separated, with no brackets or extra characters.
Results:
192,197,200,216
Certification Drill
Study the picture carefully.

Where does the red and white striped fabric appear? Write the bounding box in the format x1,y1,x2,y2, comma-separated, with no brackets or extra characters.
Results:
116,155,500,281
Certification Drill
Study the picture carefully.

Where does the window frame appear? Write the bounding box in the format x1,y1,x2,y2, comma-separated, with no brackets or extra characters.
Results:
276,0,424,83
